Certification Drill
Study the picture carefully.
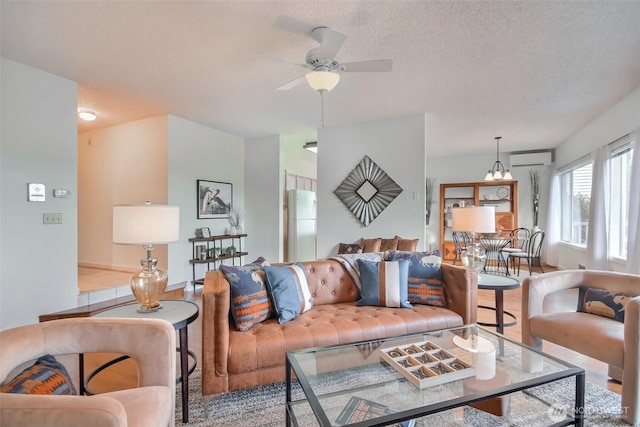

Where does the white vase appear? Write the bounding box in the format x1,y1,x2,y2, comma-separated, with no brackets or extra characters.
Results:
229,226,238,235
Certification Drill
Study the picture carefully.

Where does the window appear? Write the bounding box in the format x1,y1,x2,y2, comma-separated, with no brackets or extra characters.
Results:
559,135,634,259
560,162,592,246
609,144,632,258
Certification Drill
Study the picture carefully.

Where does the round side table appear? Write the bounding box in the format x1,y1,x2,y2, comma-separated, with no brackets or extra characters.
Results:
93,300,199,423
477,274,520,335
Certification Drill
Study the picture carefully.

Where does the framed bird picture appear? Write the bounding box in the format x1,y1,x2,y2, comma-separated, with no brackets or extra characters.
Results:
197,180,232,219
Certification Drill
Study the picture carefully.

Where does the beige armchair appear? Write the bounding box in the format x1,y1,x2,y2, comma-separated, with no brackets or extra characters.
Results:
522,269,640,425
0,317,176,427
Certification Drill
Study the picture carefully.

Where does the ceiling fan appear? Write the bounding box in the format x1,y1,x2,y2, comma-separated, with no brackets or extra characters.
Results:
277,27,393,92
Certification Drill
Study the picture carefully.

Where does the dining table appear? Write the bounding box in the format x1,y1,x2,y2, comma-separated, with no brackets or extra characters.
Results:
479,235,512,276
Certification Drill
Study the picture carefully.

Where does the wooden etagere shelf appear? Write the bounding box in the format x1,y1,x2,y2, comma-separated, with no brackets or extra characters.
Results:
188,233,247,287
439,181,518,261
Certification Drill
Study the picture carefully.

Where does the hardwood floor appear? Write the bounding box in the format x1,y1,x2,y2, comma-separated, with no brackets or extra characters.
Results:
85,264,622,397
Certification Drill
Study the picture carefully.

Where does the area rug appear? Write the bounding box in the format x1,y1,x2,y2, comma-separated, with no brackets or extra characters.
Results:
176,368,626,426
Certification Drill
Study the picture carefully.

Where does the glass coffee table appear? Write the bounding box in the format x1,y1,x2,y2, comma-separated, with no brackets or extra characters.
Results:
286,325,584,426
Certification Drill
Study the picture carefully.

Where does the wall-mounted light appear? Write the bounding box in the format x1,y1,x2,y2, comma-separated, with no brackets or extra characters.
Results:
303,141,318,153
78,108,97,121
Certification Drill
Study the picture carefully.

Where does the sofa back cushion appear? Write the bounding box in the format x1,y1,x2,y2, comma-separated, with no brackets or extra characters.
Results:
299,260,360,306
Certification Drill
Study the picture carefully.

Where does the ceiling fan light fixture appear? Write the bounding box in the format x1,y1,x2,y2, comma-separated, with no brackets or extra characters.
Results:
78,108,97,121
305,71,340,92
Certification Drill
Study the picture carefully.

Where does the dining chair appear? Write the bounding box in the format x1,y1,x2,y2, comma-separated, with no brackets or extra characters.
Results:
502,228,530,273
507,230,545,275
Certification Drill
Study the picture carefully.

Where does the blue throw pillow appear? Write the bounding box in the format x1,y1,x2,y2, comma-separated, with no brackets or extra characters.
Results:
577,286,630,322
356,259,411,308
385,250,446,307
264,263,313,324
220,257,272,331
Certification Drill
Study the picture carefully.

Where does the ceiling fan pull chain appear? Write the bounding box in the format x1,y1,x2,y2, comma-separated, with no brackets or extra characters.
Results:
320,90,325,128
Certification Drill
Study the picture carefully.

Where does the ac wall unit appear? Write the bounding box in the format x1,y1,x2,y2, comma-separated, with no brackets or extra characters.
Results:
509,151,552,168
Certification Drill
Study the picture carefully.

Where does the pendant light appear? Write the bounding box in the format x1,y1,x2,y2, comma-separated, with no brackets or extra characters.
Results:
485,137,513,181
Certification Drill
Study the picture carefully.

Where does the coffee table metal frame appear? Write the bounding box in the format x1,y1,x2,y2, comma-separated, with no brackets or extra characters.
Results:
90,300,199,423
285,324,584,427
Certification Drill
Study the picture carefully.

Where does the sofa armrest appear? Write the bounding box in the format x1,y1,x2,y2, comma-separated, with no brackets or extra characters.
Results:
622,296,640,424
201,270,232,395
441,263,477,325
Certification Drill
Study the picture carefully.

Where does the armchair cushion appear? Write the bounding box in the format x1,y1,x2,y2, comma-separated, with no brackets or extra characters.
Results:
0,354,76,395
356,259,412,309
577,286,631,322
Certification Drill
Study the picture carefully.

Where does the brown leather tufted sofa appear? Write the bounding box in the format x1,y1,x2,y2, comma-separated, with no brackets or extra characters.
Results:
201,259,477,396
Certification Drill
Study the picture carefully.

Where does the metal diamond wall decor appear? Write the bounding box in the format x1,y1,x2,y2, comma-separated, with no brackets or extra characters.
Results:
334,155,403,227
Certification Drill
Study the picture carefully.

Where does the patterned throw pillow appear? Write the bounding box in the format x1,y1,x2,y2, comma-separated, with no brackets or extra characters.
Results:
0,354,76,395
220,257,272,331
385,250,446,307
577,286,631,322
380,236,400,252
356,259,412,308
338,243,364,255
396,236,419,251
264,263,313,324
359,238,382,253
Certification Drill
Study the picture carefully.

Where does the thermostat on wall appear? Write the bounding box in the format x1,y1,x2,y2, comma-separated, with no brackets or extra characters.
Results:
28,183,45,202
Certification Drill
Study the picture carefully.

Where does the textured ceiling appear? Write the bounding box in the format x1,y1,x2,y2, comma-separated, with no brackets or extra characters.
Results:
2,1,639,157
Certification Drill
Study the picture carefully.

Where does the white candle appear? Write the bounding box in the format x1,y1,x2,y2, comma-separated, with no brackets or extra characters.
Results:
473,346,496,380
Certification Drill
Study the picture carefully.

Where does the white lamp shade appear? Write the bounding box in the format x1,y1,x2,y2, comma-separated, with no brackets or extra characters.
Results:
452,206,496,233
305,71,340,92
113,204,180,244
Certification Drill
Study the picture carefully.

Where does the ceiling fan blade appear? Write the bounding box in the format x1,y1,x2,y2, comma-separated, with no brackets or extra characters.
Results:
277,75,306,91
340,59,393,72
312,27,346,59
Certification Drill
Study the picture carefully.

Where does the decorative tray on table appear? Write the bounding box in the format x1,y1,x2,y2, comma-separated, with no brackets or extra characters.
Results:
380,340,475,389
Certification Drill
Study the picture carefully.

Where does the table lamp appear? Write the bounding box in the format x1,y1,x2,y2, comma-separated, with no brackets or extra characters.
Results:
452,206,496,272
113,202,180,312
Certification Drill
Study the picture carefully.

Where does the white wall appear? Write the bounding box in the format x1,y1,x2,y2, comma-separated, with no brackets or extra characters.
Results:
1,58,78,329
78,116,169,272
245,135,282,262
317,115,426,257
553,85,640,271
167,115,245,287
281,130,317,179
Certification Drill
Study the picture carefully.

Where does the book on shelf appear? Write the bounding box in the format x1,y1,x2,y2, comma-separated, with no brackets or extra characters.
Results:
335,396,416,427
